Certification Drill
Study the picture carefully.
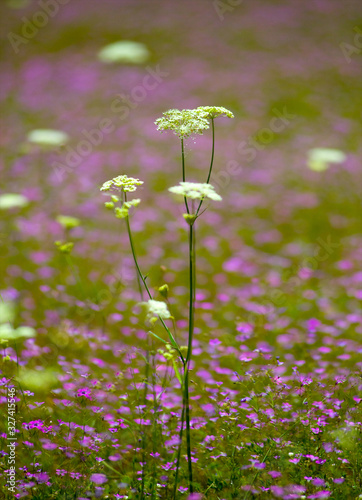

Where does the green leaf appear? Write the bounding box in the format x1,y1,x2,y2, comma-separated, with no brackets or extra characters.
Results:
148,331,167,344
172,359,183,387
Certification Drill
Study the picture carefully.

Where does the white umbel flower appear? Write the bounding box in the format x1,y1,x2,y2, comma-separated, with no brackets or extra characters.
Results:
100,175,143,193
168,182,222,201
144,300,172,323
155,109,210,138
307,148,346,172
196,106,234,119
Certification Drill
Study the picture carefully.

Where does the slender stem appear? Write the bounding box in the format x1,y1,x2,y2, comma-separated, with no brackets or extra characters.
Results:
184,369,193,492
196,117,215,217
124,212,152,300
184,222,195,492
186,223,195,365
123,196,149,499
173,394,186,499
205,118,215,184
124,211,180,357
140,345,150,500
150,348,157,500
181,138,190,214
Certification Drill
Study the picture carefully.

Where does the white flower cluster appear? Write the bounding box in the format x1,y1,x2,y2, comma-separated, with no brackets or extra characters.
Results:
168,182,222,201
155,109,210,138
144,300,172,323
101,175,143,218
196,106,234,119
155,106,234,139
100,175,143,193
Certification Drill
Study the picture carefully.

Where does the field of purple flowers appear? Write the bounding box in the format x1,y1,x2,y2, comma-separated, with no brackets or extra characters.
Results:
1,0,362,498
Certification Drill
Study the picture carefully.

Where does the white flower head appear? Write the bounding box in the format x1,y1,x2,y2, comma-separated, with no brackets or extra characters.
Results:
100,175,143,193
307,148,346,172
196,106,234,119
100,175,142,218
0,193,29,210
155,108,210,138
26,129,69,147
98,40,149,64
168,182,222,201
144,300,172,324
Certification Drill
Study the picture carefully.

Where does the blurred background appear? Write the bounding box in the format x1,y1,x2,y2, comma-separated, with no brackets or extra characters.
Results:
0,0,361,338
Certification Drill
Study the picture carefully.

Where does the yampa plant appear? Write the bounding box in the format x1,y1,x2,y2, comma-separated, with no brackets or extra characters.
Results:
100,106,234,498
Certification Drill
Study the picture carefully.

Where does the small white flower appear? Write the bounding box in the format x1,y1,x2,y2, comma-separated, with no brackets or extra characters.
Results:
168,182,222,201
101,176,142,218
307,148,346,172
100,175,143,193
0,193,29,210
144,300,171,322
98,41,149,64
26,129,69,147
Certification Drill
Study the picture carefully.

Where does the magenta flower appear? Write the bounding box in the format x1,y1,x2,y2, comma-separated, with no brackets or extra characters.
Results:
90,473,107,485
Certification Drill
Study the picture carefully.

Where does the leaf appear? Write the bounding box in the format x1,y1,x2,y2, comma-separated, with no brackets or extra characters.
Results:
172,359,183,387
148,331,167,344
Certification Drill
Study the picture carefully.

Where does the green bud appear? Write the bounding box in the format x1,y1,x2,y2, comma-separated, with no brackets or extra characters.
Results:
183,213,197,225
104,201,115,209
158,284,169,298
54,241,74,254
114,206,129,219
56,215,81,230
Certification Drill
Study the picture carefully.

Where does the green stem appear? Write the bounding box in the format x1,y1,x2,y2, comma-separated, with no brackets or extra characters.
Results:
181,138,190,214
186,223,195,366
184,369,193,492
123,197,150,499
173,398,186,499
150,348,158,500
140,345,150,500
125,212,184,362
185,222,195,493
196,117,215,217
124,211,152,300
